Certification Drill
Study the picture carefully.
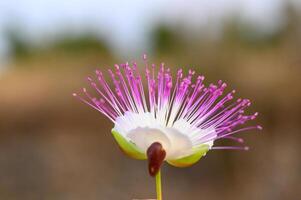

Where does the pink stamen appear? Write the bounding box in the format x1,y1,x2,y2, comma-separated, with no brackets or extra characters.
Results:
211,146,249,151
74,55,261,151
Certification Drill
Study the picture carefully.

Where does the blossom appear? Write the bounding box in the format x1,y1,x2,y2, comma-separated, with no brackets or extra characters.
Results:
73,55,261,173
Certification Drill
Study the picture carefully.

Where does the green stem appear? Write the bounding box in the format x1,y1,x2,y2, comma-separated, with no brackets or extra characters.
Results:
155,170,162,200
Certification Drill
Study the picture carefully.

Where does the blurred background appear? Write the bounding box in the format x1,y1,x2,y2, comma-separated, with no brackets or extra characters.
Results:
0,0,301,199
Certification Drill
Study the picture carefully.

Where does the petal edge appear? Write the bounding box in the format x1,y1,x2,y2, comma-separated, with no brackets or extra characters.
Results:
111,129,147,160
167,144,209,167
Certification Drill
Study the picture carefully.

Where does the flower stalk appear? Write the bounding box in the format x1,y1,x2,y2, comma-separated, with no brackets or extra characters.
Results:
155,169,162,200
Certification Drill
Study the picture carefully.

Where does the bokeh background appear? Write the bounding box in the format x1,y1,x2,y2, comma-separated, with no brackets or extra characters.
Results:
0,0,301,200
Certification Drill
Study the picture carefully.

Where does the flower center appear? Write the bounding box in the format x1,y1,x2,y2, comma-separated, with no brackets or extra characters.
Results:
127,127,193,160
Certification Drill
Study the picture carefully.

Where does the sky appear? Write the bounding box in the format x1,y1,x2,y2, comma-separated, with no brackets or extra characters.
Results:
0,0,298,64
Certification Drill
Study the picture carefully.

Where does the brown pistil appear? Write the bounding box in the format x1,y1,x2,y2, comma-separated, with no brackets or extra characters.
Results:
146,142,166,177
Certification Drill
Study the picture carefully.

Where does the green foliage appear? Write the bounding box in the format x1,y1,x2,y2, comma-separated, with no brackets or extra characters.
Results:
4,27,32,59
151,25,178,53
49,34,109,54
4,26,110,61
222,19,286,49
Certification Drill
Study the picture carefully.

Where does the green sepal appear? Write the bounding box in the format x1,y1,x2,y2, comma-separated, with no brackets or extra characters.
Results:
111,129,147,160
167,144,209,167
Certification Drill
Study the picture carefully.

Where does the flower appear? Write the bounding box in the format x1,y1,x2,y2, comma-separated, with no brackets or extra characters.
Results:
73,55,261,174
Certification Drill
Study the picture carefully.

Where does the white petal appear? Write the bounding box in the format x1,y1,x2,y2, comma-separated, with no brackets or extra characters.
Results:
112,111,216,159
